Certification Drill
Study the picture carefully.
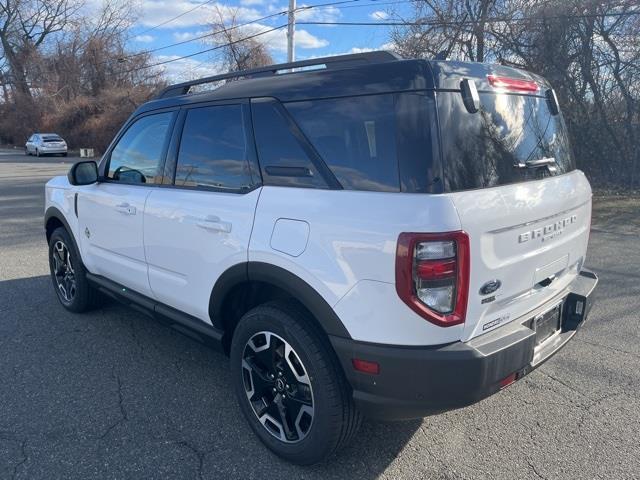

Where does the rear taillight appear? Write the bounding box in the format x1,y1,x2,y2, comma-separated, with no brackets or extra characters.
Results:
395,231,470,327
487,75,539,93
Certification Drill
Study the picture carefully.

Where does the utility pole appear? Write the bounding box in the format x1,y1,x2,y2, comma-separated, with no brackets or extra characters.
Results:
287,0,296,63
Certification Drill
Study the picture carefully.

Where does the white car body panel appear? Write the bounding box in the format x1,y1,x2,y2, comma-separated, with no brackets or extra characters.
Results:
76,183,154,297
249,186,464,346
446,170,592,341
143,188,261,323
45,170,592,347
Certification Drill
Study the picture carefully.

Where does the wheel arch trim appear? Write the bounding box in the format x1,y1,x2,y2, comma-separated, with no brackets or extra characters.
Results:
209,262,352,339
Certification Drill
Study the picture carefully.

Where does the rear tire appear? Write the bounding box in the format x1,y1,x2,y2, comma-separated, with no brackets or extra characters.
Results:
230,300,361,465
48,227,100,313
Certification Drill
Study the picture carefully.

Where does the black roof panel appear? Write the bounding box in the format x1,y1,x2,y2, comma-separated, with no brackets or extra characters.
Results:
136,51,550,115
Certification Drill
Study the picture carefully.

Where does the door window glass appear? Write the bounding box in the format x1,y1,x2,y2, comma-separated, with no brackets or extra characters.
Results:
107,112,174,185
174,105,252,190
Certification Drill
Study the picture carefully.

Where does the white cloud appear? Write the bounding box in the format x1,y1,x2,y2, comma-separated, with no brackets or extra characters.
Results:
239,0,265,5
369,10,389,21
295,5,341,23
138,1,262,28
134,34,155,43
173,30,209,42
154,55,225,82
222,23,329,52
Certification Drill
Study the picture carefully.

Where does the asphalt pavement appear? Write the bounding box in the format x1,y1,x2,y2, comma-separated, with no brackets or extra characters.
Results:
1,148,639,479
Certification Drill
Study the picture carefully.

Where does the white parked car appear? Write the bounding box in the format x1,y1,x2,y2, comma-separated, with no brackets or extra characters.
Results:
26,133,68,157
44,52,598,465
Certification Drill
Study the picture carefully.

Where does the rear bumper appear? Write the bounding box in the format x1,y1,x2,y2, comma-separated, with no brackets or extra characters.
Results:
330,269,598,420
40,147,67,154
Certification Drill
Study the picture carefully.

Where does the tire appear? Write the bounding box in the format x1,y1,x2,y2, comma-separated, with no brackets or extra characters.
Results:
48,227,100,313
35,149,40,157
230,300,361,465
62,152,68,157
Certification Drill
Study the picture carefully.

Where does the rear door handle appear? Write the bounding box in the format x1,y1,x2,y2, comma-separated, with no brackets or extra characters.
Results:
196,215,232,233
115,203,136,215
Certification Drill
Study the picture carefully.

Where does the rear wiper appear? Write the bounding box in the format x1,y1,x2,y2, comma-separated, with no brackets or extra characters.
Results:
515,157,557,173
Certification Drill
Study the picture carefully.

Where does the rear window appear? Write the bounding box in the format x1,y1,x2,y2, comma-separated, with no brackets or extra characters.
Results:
437,92,575,191
43,135,62,142
285,93,440,193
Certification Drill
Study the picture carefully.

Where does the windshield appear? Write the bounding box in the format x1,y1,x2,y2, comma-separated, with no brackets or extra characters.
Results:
437,92,575,191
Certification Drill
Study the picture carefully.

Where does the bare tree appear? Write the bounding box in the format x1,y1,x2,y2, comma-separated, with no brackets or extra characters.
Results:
0,0,81,99
209,6,273,73
390,0,640,188
391,0,503,62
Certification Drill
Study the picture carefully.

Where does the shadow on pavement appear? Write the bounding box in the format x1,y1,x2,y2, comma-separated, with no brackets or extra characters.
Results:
0,275,421,479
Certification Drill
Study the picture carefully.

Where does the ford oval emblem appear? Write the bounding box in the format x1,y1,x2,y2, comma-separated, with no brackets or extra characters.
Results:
480,279,501,296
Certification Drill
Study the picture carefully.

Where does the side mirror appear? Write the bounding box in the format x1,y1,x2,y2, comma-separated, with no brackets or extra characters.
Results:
68,161,99,186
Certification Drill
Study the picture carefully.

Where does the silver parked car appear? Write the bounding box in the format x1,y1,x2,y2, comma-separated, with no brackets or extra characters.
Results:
25,133,68,157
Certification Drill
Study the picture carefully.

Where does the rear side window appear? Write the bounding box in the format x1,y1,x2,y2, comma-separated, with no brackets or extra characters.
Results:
286,95,398,192
437,92,575,191
251,100,328,189
174,105,252,191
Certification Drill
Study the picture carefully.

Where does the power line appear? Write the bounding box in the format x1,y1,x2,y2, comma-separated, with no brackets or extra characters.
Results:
297,10,640,27
134,0,218,38
126,10,289,59
119,0,387,63
125,24,288,73
122,6,640,73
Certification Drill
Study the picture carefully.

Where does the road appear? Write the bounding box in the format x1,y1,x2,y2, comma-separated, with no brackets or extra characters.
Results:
1,149,639,479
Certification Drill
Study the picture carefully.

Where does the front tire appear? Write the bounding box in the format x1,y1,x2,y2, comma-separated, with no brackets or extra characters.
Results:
230,301,361,465
48,227,100,312
35,149,40,157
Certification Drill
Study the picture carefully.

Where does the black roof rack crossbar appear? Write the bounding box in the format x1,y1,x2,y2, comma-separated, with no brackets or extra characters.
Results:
156,50,401,99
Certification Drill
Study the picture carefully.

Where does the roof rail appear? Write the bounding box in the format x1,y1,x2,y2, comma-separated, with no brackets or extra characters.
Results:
156,50,402,99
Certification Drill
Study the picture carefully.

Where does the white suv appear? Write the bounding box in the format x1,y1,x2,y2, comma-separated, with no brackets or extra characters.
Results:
44,52,598,465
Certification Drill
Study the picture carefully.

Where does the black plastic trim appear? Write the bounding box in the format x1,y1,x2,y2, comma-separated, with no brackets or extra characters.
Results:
44,207,74,243
331,269,598,420
208,262,351,339
87,273,225,351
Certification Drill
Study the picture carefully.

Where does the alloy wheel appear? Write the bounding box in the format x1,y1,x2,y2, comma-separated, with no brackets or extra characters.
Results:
52,240,76,302
241,331,315,443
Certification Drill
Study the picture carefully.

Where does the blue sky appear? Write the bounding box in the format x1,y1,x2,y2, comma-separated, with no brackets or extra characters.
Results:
123,0,413,80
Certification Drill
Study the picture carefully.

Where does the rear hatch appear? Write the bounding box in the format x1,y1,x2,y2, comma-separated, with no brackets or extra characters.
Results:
434,67,592,341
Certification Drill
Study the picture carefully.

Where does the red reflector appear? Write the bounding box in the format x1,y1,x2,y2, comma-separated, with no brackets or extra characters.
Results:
487,75,539,93
499,373,517,389
352,358,380,375
416,259,456,280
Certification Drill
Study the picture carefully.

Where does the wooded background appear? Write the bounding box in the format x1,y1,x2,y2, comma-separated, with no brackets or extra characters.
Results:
1,0,638,188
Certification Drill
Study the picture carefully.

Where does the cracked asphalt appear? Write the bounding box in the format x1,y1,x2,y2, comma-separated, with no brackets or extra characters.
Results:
1,149,639,479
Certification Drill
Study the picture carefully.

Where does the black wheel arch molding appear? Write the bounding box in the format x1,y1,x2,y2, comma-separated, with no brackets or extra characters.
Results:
209,261,352,340
45,206,77,246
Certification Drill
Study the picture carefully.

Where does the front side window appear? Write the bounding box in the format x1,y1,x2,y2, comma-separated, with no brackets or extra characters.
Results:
107,111,174,185
174,105,252,190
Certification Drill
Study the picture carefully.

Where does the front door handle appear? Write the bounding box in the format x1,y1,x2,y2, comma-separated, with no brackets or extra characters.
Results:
115,203,136,215
196,215,232,233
